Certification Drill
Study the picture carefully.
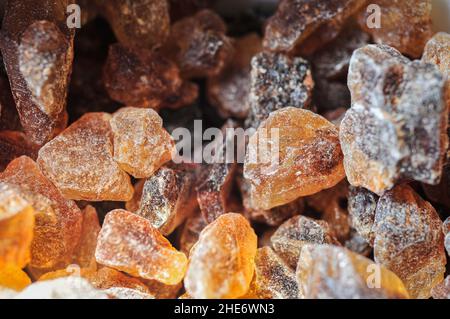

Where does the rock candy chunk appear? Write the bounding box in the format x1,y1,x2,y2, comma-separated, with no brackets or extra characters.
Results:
431,276,450,299
442,217,450,256
179,213,208,256
344,230,372,257
0,156,82,270
252,247,300,299
0,183,34,268
0,264,32,291
296,244,410,299
207,33,262,119
166,9,233,79
95,209,187,285
270,215,340,269
341,45,448,195
37,113,134,201
422,32,450,79
103,44,183,109
0,0,74,145
125,180,145,213
244,107,345,210
137,163,197,235
110,107,174,178
348,186,378,245
100,0,170,50
184,213,257,299
73,205,100,269
373,185,446,299
246,52,314,129
263,0,366,55
358,0,433,58
15,277,109,299
0,131,37,171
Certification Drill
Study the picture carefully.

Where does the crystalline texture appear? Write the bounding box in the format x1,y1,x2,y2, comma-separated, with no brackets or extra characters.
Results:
179,213,207,256
73,205,100,269
37,112,134,201
95,209,187,285
0,131,37,171
341,44,448,195
348,186,378,245
184,213,257,299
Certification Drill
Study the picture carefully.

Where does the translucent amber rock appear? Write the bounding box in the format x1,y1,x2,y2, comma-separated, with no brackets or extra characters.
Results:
252,247,300,299
246,52,314,129
263,0,366,55
184,213,257,299
344,230,372,257
0,264,31,291
100,0,170,50
179,213,207,256
207,34,262,119
73,205,100,269
0,183,34,268
444,217,450,255
0,131,37,171
125,180,145,213
0,156,82,270
431,276,450,299
110,107,174,178
244,107,345,210
373,185,446,299
0,0,74,145
358,0,433,58
137,163,198,235
142,279,181,299
16,277,109,299
296,244,410,299
348,186,378,245
341,45,448,195
305,181,350,241
103,44,185,109
166,9,233,79
270,215,339,269
37,113,134,201
95,209,187,285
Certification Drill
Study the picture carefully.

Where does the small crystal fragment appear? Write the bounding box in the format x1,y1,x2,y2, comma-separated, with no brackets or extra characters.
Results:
296,244,410,299
0,182,34,268
73,205,100,269
270,215,340,269
0,264,31,291
263,0,366,54
341,45,448,194
179,213,207,256
246,52,314,129
373,184,446,299
184,213,257,299
110,107,174,178
348,186,378,245
443,217,449,256
165,9,233,79
358,0,433,58
431,276,450,300
95,209,187,285
125,180,145,213
0,156,83,270
37,113,134,201
137,163,198,235
244,107,345,210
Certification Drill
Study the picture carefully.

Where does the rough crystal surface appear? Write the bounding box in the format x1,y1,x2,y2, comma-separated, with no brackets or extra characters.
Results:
348,186,378,245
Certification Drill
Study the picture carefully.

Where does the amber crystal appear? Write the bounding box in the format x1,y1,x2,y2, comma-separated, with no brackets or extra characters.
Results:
373,185,446,299
0,156,82,270
165,9,233,79
442,217,449,257
244,107,345,210
137,163,198,235
95,209,187,285
263,0,366,55
348,186,378,245
358,0,433,58
184,213,257,299
270,215,340,269
0,264,31,291
179,213,207,256
73,205,100,269
0,0,74,145
110,107,174,178
246,52,314,129
297,244,410,299
431,276,450,299
341,44,448,195
37,112,134,201
0,182,34,269
125,180,145,213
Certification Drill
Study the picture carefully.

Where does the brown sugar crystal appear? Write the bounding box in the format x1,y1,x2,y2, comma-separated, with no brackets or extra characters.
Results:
0,264,32,291
0,0,74,145
184,213,257,299
37,112,134,201
73,205,101,269
95,209,187,285
110,107,174,179
348,186,378,245
244,107,345,210
179,213,208,256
